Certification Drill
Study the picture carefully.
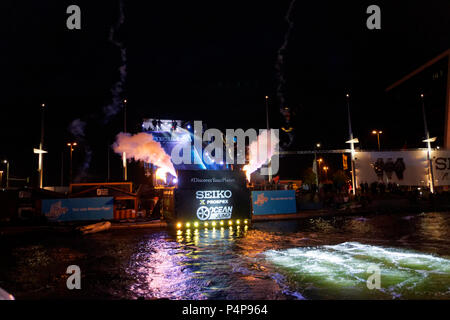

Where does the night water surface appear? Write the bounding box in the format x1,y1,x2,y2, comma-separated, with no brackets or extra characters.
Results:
1,212,450,299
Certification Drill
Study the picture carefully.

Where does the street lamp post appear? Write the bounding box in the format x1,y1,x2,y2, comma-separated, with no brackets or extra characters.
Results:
40,103,44,188
67,142,77,184
314,143,321,189
421,94,436,193
372,130,383,151
3,160,9,188
33,103,47,189
323,166,329,181
345,94,358,195
265,96,272,183
317,158,323,184
123,99,128,181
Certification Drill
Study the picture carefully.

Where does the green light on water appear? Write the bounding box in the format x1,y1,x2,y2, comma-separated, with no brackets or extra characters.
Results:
265,242,450,299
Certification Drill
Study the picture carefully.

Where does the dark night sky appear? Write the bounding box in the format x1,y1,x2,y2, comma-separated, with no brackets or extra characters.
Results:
1,0,449,185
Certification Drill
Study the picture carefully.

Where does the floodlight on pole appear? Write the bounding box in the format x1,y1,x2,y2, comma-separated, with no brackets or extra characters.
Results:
3,160,9,188
323,166,329,180
123,98,128,181
346,93,357,195
67,142,77,184
264,95,272,182
313,143,321,188
317,158,323,184
33,148,48,154
422,137,437,143
345,138,359,144
421,94,435,193
35,102,46,188
34,148,48,188
372,130,383,151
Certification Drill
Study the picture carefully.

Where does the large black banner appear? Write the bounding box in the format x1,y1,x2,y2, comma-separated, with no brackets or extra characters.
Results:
174,170,251,222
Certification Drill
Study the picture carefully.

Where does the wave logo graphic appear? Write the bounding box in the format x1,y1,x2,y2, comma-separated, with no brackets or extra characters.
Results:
46,201,69,220
254,193,269,206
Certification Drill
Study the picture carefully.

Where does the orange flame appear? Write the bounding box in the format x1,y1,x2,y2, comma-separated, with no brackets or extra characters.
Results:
155,167,168,183
243,164,251,182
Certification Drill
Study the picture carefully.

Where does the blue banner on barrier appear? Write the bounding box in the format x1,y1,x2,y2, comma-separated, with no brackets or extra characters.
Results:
42,197,114,221
252,190,297,215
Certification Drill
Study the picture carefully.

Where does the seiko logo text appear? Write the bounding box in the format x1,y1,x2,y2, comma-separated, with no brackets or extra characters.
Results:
196,190,232,199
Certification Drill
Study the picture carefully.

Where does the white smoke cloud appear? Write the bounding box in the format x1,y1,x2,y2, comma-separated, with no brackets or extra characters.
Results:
113,132,177,178
243,130,279,181
68,118,91,181
275,0,296,107
103,0,127,120
68,119,86,138
67,0,127,181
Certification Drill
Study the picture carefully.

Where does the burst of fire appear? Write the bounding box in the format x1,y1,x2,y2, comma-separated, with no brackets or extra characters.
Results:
243,164,251,182
155,167,169,183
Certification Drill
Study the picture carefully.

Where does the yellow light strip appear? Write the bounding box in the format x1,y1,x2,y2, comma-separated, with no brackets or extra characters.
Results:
175,219,250,229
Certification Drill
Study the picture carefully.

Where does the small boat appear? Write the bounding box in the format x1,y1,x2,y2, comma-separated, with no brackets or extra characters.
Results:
0,287,15,300
77,221,111,235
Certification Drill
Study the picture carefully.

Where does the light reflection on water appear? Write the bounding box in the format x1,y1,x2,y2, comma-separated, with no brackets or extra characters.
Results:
125,225,272,300
2,212,450,299
125,212,450,300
